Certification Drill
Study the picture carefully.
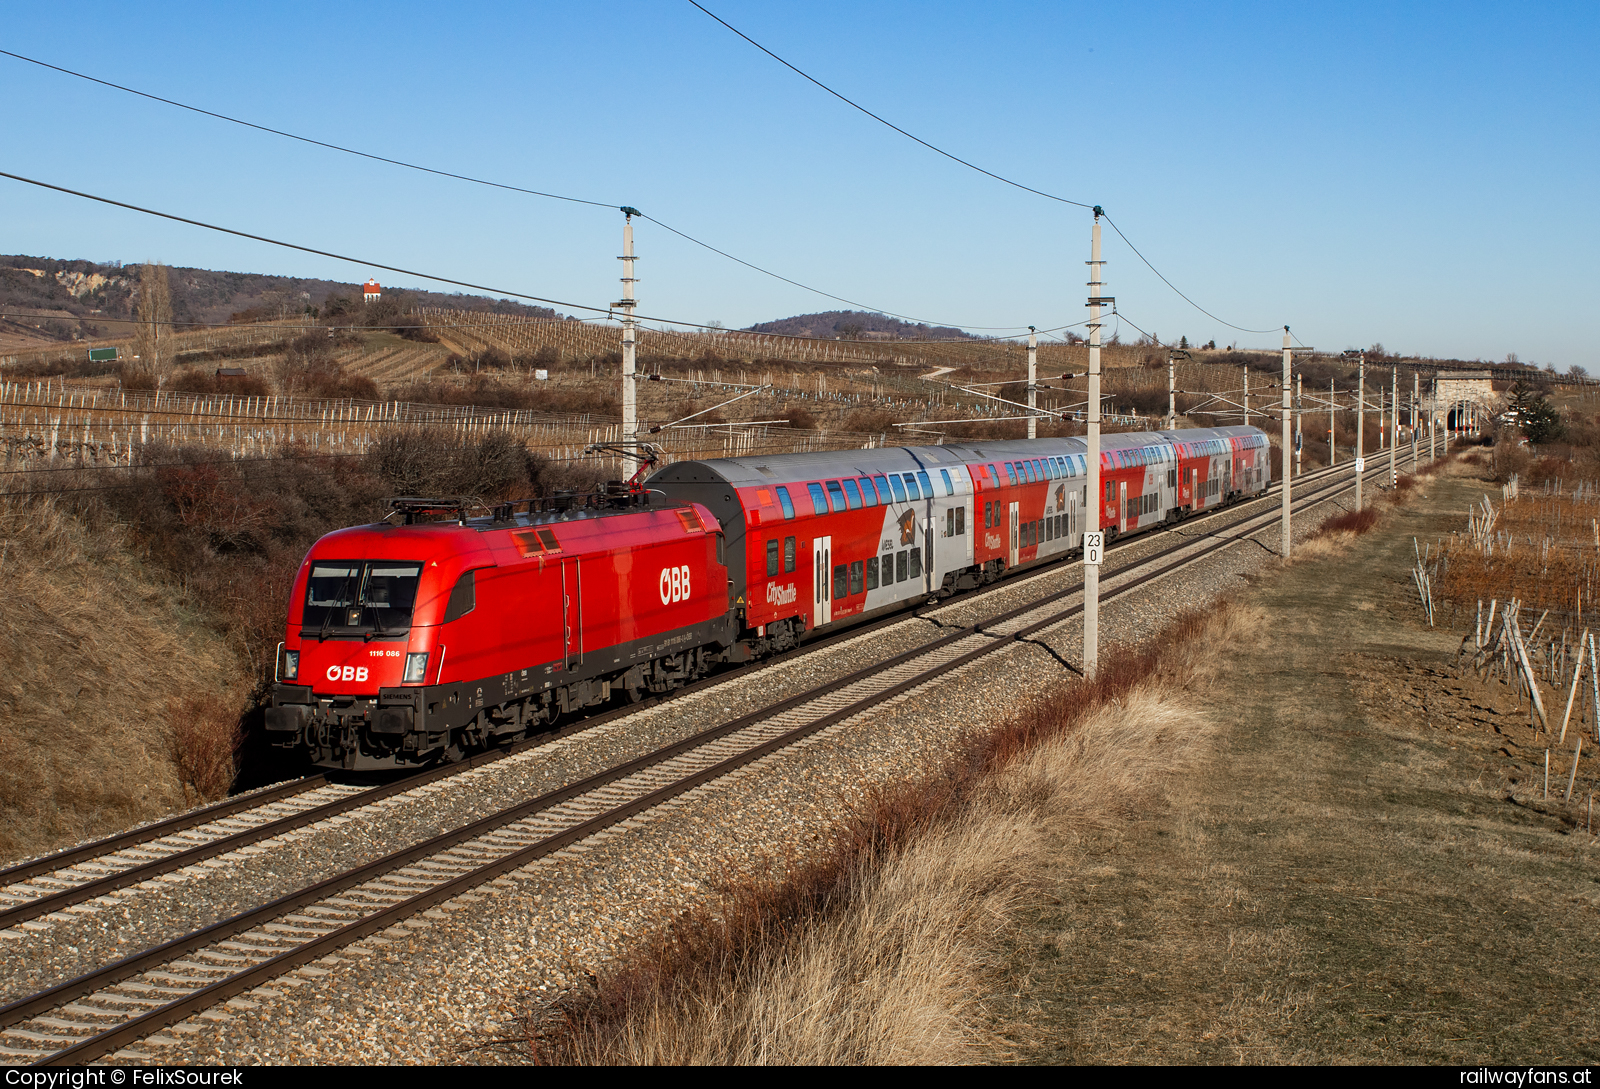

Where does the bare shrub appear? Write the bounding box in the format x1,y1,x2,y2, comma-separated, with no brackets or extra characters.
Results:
1311,507,1381,539
166,692,244,803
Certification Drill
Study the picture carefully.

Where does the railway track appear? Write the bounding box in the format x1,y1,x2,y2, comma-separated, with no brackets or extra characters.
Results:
0,455,1409,1062
0,454,1356,927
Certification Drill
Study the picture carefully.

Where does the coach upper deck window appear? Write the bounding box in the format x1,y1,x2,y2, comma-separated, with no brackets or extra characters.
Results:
807,483,828,516
857,477,879,506
917,471,933,498
904,474,922,501
841,479,864,510
887,475,908,503
1004,464,1018,486
873,474,892,502
775,486,796,520
826,480,847,512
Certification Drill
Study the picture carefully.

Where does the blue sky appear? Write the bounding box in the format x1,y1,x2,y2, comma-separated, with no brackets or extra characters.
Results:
3,1,1596,366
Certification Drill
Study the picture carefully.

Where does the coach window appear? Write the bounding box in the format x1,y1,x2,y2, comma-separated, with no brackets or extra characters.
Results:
984,501,992,528
917,471,933,498
833,564,848,600
826,480,847,512
909,547,922,579
866,556,879,590
888,474,908,503
1031,459,1043,480
1004,463,1018,486
896,550,908,582
767,540,780,577
783,536,796,573
904,473,922,501
873,474,893,503
940,469,954,495
1105,480,1116,502
807,482,828,516
841,479,863,510
955,505,965,534
879,554,893,585
858,477,879,506
945,509,955,537
775,486,796,520
849,561,864,595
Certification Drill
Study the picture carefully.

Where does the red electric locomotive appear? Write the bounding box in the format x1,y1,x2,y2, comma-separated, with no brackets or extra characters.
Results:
265,490,733,769
266,426,1269,770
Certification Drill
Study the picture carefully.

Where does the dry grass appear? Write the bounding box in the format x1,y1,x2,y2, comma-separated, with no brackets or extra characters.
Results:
0,494,243,862
520,606,1237,1065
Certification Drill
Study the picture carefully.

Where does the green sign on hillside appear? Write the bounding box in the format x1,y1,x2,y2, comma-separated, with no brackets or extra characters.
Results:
87,347,118,363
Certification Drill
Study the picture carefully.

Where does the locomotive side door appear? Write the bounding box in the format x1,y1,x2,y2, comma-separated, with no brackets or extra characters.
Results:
1008,502,1019,568
813,535,832,627
561,558,582,669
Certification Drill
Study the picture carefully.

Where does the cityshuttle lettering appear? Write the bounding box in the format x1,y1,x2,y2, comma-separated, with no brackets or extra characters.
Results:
765,581,798,606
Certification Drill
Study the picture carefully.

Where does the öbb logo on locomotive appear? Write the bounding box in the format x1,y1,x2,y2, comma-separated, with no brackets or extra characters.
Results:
265,426,1271,771
659,564,692,604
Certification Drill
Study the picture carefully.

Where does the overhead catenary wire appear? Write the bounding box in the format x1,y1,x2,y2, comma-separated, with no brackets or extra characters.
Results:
0,48,1027,335
686,1,1283,337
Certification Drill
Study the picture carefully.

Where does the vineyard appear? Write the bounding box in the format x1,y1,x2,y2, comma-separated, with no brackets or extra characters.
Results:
0,308,1346,480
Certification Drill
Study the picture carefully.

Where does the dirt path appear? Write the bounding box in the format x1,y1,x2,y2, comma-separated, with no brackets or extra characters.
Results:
986,461,1600,1064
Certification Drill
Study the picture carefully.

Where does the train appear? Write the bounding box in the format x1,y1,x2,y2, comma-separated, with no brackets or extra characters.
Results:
264,425,1271,769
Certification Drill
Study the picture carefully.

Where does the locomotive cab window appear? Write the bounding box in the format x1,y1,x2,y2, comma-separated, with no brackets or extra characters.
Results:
303,561,422,638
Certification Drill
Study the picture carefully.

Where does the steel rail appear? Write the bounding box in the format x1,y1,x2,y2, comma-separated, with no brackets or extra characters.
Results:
0,455,1344,921
8,453,1398,1063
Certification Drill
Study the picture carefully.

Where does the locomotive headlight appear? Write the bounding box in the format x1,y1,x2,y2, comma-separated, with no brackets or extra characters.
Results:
280,649,299,681
403,652,429,684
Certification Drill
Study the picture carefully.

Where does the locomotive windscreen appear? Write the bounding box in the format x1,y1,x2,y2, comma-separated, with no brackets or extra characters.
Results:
303,561,422,638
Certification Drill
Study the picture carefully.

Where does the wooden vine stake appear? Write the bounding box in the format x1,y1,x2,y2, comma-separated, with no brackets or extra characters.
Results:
1566,736,1584,803
1558,631,1590,745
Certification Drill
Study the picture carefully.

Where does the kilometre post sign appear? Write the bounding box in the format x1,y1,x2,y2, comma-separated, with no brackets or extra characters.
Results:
1084,531,1105,566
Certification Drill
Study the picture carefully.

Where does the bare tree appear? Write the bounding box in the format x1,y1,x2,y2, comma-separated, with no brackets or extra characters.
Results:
133,262,174,386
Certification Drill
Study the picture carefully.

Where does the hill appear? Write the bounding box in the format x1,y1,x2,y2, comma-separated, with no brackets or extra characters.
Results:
0,255,565,344
743,309,975,341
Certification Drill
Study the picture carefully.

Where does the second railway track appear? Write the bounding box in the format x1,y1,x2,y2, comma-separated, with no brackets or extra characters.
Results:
0,456,1402,1062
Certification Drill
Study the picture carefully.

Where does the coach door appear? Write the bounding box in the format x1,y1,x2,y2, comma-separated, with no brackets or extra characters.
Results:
1119,481,1128,533
561,558,582,669
1008,502,1019,567
813,535,832,627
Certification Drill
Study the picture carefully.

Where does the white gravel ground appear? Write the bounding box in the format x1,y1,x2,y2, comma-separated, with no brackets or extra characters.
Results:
36,477,1367,1064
